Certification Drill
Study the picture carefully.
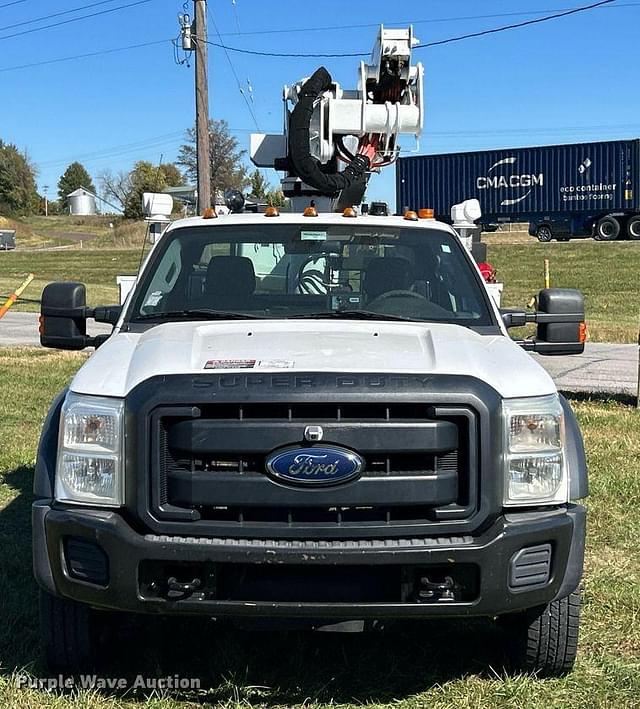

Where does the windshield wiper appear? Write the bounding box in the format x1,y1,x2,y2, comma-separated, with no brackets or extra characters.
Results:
134,309,265,322
285,310,416,322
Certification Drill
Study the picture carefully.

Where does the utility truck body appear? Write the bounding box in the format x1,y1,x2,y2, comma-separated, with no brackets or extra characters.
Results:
34,25,588,678
35,210,587,677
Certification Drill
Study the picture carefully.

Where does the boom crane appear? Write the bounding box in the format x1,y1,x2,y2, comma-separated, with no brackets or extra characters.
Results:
250,26,424,212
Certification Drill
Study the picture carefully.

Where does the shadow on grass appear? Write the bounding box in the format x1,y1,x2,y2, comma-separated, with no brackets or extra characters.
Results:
561,390,637,407
78,613,510,705
0,464,511,705
0,466,41,673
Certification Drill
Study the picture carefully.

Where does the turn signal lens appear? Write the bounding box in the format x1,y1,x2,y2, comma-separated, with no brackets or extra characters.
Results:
418,208,434,219
404,210,419,221
264,206,280,217
202,208,217,219
303,206,318,217
579,322,587,343
342,207,357,218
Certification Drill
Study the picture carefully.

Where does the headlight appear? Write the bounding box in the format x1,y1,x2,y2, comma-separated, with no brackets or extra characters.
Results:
502,395,567,506
56,393,124,506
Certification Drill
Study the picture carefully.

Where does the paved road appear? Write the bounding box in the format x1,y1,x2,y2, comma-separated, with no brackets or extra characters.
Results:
532,343,638,397
0,312,637,397
0,311,111,346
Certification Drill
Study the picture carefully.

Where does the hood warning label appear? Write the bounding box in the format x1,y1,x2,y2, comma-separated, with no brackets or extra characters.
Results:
204,359,295,370
204,359,256,369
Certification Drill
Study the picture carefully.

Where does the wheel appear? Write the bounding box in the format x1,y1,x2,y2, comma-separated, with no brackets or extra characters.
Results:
628,215,640,240
502,590,581,677
40,590,103,673
536,225,553,242
594,216,620,241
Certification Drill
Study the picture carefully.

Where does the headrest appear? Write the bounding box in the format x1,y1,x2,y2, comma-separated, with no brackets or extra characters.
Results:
205,255,256,296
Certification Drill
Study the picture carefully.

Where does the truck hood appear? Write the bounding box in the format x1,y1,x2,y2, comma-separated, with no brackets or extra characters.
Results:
70,320,556,400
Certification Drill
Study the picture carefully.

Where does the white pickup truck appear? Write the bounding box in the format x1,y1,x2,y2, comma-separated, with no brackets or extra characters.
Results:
34,206,588,676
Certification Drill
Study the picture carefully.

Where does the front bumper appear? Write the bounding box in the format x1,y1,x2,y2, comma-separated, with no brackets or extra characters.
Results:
33,501,585,618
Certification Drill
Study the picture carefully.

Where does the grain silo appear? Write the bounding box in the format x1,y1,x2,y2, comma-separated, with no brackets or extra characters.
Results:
67,188,97,216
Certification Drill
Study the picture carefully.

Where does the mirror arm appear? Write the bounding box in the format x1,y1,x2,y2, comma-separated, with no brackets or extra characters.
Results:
502,309,584,329
92,305,122,325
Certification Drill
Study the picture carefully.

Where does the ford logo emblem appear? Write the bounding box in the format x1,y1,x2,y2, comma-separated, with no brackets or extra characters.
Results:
265,445,364,487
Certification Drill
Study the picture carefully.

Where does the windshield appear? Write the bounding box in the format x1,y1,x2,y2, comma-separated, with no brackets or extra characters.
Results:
128,223,495,327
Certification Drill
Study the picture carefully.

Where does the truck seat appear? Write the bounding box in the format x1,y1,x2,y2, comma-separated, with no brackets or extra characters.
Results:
363,257,414,302
200,255,256,310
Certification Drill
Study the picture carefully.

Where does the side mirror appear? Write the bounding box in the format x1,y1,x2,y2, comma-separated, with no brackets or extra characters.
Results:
502,288,586,356
40,282,122,350
40,282,90,350
535,288,585,356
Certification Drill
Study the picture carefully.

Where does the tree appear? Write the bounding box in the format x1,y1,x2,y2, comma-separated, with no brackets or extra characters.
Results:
123,161,168,219
99,169,131,212
99,162,184,218
57,162,96,211
0,140,39,215
159,162,184,187
249,169,269,199
177,120,248,203
265,189,288,209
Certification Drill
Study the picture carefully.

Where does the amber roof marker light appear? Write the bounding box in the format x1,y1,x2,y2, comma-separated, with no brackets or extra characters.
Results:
404,210,419,221
202,207,217,219
418,208,435,219
343,207,357,218
303,206,318,217
264,206,280,217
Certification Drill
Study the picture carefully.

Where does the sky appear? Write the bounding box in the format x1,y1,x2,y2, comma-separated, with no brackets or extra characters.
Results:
1,0,640,210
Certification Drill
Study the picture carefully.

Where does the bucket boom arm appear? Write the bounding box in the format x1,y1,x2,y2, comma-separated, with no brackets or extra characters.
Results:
250,26,424,211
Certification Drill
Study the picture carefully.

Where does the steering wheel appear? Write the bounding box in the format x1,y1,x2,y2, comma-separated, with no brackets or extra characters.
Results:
296,253,336,294
367,289,428,307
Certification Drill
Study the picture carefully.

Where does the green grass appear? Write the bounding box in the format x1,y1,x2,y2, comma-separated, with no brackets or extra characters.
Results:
0,349,638,708
487,240,640,343
0,250,143,310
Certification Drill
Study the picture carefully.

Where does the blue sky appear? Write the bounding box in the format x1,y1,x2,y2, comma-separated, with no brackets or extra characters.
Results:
2,0,639,209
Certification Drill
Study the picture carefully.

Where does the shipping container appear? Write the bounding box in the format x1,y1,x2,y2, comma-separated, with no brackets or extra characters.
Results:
396,139,640,241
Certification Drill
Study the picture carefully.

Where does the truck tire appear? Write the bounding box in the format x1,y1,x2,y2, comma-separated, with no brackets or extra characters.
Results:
536,225,553,242
503,590,581,677
628,216,640,240
594,216,620,241
40,590,102,673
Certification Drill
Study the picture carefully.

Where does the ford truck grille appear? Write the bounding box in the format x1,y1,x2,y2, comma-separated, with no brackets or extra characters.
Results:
147,402,479,537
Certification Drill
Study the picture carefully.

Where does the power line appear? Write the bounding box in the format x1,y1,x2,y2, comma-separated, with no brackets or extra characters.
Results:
0,38,171,73
216,2,639,37
37,126,260,169
0,1,624,73
208,7,260,131
421,0,616,49
0,0,154,41
0,0,26,9
38,131,187,168
199,0,617,58
0,0,124,33
202,41,366,58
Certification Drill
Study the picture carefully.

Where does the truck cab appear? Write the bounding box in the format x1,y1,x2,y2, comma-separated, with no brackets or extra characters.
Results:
34,207,588,677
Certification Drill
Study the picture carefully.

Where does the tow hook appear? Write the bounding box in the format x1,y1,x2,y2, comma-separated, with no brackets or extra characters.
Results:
166,576,202,600
417,575,458,602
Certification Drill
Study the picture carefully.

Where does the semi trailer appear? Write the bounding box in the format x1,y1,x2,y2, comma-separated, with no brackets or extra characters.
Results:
397,138,640,241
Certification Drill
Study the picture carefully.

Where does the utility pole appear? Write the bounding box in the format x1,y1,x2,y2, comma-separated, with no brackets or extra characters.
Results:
194,0,211,212
42,185,49,217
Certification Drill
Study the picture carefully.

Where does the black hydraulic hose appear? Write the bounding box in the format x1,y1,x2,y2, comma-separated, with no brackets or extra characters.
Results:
288,66,370,197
